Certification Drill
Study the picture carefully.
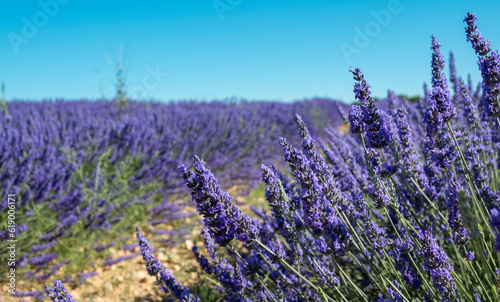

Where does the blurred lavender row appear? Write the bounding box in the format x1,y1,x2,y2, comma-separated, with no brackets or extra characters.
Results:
0,97,346,285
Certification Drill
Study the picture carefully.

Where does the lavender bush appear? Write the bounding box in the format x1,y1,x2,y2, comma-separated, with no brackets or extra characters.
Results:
122,12,500,302
40,11,500,302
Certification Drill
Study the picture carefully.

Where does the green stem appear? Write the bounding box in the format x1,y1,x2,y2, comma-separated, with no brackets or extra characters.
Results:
254,240,337,302
228,244,280,302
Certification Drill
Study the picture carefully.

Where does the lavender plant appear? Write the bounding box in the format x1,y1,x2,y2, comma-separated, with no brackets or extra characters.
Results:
45,280,76,302
39,11,500,302
124,12,500,302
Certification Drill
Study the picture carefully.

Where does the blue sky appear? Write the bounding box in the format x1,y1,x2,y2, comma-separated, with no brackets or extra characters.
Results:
1,0,499,103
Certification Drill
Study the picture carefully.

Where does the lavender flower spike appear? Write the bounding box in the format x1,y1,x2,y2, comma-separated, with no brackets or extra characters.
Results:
445,179,469,246
261,164,289,219
136,227,200,302
429,35,456,125
179,156,259,246
136,227,163,276
348,104,365,134
449,51,461,102
464,12,491,56
419,228,456,301
461,81,481,130
45,280,76,302
464,12,500,117
350,67,392,149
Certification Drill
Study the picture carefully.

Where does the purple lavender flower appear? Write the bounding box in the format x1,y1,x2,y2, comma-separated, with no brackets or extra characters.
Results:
192,229,248,296
32,240,57,253
375,162,398,178
136,227,200,302
364,149,391,208
159,267,200,301
462,81,481,130
279,138,324,230
179,156,259,246
261,164,290,219
426,36,456,136
429,132,457,169
445,179,469,246
350,67,392,149
424,47,459,169
104,253,139,266
336,102,349,123
348,104,365,134
387,90,398,114
136,227,163,276
388,238,420,290
119,242,139,251
465,13,500,117
29,252,59,267
293,115,345,208
366,110,393,149
36,271,55,280
12,290,39,298
49,260,70,273
449,51,461,103
45,280,76,302
464,13,491,56
377,281,403,302
395,107,422,177
419,228,456,301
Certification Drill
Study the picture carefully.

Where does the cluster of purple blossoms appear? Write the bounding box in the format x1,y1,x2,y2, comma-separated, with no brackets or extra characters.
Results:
419,228,456,301
445,179,470,246
136,227,200,301
465,12,500,117
179,156,259,246
192,229,248,300
349,68,392,149
349,104,365,134
395,108,420,177
261,164,290,227
425,36,456,138
45,280,76,302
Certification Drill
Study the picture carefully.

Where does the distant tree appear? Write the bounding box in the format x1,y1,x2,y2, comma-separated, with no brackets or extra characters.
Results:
106,45,129,109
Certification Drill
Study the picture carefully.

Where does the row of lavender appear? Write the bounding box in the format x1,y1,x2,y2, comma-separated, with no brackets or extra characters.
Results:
103,12,500,302
0,98,343,296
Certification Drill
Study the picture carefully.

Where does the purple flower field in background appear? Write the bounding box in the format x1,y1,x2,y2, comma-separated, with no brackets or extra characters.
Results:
0,97,345,299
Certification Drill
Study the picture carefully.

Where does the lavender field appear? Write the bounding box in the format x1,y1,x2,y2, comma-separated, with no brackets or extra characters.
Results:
0,97,347,301
3,6,500,302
